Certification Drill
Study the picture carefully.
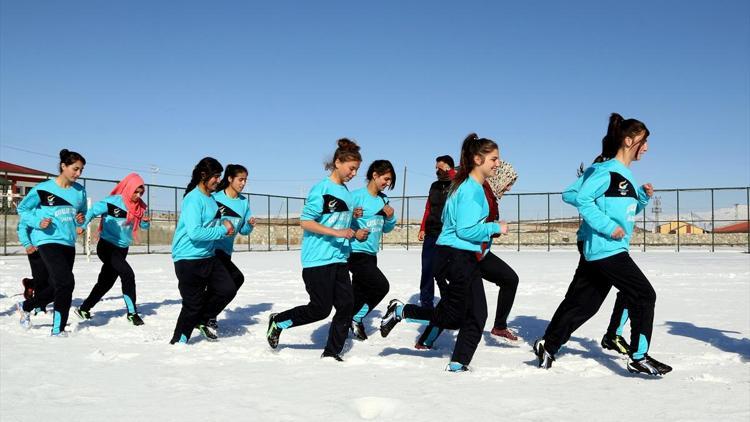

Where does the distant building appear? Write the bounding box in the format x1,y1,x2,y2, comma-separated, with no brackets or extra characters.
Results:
713,221,749,234
0,161,52,209
656,221,706,234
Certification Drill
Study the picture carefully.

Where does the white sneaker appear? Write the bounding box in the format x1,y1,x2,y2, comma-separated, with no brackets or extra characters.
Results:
16,302,31,330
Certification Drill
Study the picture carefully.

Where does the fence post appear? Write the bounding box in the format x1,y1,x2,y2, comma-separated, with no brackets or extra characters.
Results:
643,202,647,252
147,184,151,254
677,189,680,252
267,195,271,251
174,187,179,255
710,188,715,252
286,197,290,251
747,187,749,254
253,196,256,252
3,171,7,256
406,197,410,250
547,193,551,251
516,194,521,252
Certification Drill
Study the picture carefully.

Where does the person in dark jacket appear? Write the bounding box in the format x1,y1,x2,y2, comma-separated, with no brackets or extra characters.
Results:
417,155,455,309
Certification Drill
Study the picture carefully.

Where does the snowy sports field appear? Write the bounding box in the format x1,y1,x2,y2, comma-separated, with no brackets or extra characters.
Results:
1,249,748,421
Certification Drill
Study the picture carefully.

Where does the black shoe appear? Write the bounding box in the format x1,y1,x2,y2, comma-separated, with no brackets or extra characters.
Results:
267,313,282,349
74,307,92,320
533,338,555,369
207,318,218,333
127,313,145,326
196,324,218,341
22,278,34,300
380,299,403,338
321,352,344,362
628,355,672,375
601,334,630,355
351,321,368,341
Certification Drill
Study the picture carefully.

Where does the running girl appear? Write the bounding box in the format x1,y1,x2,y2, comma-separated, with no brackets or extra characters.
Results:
16,149,87,336
380,133,504,372
266,138,368,361
74,173,149,326
348,159,397,340
170,157,237,344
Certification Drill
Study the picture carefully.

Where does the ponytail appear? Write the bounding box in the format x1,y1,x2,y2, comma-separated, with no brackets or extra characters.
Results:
185,157,223,196
594,113,650,163
450,133,498,195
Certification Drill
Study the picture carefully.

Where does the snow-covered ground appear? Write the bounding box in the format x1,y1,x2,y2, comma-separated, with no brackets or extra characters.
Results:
1,249,748,421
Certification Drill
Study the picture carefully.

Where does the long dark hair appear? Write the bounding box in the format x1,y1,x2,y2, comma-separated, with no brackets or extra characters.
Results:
216,164,248,192
366,160,396,190
450,133,498,195
58,149,86,173
325,138,362,170
594,113,650,163
184,157,223,196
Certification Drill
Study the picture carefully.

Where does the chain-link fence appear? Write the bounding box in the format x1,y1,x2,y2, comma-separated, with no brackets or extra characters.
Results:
1,173,748,255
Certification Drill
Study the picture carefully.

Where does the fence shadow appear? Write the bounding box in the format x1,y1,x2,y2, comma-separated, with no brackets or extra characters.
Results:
665,321,750,361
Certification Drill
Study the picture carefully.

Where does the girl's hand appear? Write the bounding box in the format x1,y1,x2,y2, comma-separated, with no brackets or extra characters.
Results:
499,220,509,234
76,227,84,235
355,228,370,241
25,245,37,255
248,217,257,226
353,207,364,218
642,183,654,198
75,213,85,224
223,219,235,236
418,230,425,241
142,215,150,222
611,227,626,239
39,218,52,229
382,204,395,218
337,228,355,239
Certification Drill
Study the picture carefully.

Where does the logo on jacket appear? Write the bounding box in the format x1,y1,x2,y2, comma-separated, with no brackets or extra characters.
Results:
219,206,227,216
47,195,56,206
618,181,629,196
328,199,338,210
113,208,121,217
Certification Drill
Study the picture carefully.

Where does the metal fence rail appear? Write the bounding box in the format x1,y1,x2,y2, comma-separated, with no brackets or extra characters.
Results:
2,173,748,255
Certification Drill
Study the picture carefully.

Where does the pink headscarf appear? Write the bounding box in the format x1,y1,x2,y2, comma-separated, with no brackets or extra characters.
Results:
99,173,148,240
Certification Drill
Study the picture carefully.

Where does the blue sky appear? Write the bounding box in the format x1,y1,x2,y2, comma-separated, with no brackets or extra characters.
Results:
1,0,748,199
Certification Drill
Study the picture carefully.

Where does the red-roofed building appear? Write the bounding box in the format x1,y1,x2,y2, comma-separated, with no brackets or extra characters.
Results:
713,221,750,233
0,161,52,207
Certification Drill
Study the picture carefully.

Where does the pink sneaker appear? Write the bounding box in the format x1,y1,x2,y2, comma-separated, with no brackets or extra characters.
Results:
491,327,519,342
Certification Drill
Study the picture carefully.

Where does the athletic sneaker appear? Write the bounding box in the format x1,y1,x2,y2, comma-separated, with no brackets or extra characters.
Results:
414,342,432,350
491,327,520,342
267,313,282,349
627,355,672,376
196,324,218,341
207,318,219,332
50,330,69,338
601,334,630,355
21,278,34,300
321,352,344,362
16,302,31,330
74,308,91,320
351,321,368,341
533,338,555,369
445,361,469,372
380,299,403,338
127,313,145,326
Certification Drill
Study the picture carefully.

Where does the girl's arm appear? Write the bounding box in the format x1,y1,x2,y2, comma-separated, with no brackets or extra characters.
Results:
576,169,620,238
